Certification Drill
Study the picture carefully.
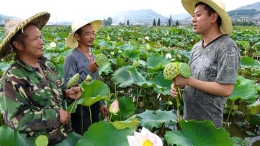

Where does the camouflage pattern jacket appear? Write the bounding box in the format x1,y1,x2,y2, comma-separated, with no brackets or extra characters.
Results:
0,56,70,144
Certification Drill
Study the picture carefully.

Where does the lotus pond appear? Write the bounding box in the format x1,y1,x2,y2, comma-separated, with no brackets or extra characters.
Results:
0,25,259,146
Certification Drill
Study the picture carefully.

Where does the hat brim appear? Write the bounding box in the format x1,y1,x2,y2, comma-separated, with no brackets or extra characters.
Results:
181,0,232,35
0,11,50,60
65,20,102,49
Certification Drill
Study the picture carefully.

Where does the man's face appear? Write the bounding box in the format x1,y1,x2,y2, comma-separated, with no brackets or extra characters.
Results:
192,4,216,35
19,24,44,58
78,24,95,47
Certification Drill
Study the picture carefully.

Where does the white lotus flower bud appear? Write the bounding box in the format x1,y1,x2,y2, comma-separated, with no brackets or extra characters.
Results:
166,53,172,59
144,36,149,40
50,42,56,48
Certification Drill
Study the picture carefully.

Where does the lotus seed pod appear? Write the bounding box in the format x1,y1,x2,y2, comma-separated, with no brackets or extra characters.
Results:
67,73,80,88
96,53,108,67
35,135,48,146
163,62,179,80
85,74,92,82
178,62,192,78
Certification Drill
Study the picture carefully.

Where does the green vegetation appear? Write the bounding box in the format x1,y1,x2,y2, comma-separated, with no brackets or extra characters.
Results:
0,25,259,145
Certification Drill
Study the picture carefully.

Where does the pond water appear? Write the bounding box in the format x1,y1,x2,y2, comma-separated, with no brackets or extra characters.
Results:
224,118,260,146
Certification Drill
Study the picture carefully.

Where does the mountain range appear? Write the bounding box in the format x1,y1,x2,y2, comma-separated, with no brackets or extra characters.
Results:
1,2,260,25
111,2,260,23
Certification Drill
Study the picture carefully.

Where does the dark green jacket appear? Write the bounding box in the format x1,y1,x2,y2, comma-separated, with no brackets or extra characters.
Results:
0,56,70,145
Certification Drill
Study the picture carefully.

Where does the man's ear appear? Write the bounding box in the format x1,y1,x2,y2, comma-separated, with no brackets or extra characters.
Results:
12,41,23,51
211,13,218,23
74,33,80,41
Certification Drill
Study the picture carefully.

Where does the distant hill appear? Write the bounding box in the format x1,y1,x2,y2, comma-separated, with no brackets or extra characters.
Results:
0,14,19,25
0,14,9,20
228,9,259,17
0,14,10,24
228,2,260,17
112,9,168,23
236,2,260,10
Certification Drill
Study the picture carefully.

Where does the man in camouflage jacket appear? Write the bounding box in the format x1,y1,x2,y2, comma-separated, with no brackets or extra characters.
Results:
0,12,82,145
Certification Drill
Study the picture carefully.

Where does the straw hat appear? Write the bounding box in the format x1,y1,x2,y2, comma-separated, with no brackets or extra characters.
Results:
65,19,102,48
181,0,233,35
0,11,50,59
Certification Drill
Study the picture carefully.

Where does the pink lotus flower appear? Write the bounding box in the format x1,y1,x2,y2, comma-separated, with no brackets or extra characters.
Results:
109,99,119,115
127,127,163,146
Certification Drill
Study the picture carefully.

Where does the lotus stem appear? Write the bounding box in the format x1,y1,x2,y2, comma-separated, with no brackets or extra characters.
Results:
167,96,170,111
225,101,234,128
135,88,143,114
109,113,112,122
69,100,77,114
81,106,83,135
174,85,182,129
89,106,93,125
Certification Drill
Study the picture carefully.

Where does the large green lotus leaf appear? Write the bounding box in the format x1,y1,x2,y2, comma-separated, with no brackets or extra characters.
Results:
111,120,138,130
80,95,107,107
78,80,110,106
77,121,135,146
66,99,80,113
135,59,148,67
137,109,177,130
236,41,250,49
165,120,233,146
147,53,171,70
59,47,72,57
55,64,64,80
57,42,66,51
240,56,260,68
0,125,34,146
128,67,165,90
252,42,260,50
249,114,260,125
114,57,129,68
236,75,255,86
98,61,113,76
44,52,58,60
117,44,135,51
122,49,141,61
111,97,135,121
177,50,191,60
0,62,11,72
229,76,258,104
247,100,260,114
149,74,172,95
112,65,134,88
231,136,250,146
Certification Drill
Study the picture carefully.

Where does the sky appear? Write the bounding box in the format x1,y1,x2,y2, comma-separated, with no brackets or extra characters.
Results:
1,0,260,22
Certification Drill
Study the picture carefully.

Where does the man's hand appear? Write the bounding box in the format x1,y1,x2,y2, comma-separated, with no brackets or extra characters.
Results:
100,105,108,116
59,110,71,125
173,74,188,88
65,87,82,99
88,61,98,73
171,83,178,98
